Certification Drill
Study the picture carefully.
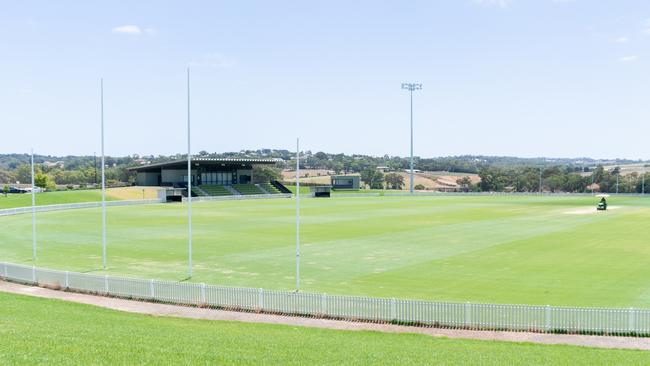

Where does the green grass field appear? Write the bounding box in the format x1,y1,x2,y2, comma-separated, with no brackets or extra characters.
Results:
2,195,650,307
1,292,647,365
0,190,116,209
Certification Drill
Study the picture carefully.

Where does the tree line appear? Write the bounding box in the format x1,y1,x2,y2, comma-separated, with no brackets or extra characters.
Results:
0,151,647,193
477,165,649,193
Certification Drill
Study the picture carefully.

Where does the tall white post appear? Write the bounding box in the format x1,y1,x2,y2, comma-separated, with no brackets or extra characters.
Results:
409,89,414,194
101,79,107,269
31,148,36,263
401,83,421,193
296,138,300,291
187,68,193,279
643,171,645,195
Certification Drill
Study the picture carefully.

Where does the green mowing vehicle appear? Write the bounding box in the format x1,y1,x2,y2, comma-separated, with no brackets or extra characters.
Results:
596,194,609,211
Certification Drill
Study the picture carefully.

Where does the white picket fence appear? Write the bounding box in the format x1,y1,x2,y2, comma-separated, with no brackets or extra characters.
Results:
1,262,649,336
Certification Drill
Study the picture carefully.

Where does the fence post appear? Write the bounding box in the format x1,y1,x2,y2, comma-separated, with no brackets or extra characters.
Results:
150,279,155,299
465,302,471,328
545,305,551,332
321,293,327,317
200,283,206,305
65,271,69,289
390,298,396,322
32,266,36,284
629,308,635,334
258,288,264,311
3,263,7,278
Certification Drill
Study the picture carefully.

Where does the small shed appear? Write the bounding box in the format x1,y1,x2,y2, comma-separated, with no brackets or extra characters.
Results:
331,175,360,190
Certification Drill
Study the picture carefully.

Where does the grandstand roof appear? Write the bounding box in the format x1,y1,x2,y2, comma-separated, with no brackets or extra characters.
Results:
128,157,278,172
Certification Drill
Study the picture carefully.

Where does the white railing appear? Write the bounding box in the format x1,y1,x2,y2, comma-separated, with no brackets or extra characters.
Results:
1,261,649,336
0,199,164,217
185,193,292,202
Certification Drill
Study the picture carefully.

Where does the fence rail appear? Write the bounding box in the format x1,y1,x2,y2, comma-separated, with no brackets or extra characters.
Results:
185,193,292,202
1,262,649,337
0,199,164,217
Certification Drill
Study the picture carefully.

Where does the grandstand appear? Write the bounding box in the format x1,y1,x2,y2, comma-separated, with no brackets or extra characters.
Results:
129,158,290,199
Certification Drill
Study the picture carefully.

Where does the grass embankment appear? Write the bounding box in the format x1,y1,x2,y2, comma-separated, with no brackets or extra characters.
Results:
0,292,647,365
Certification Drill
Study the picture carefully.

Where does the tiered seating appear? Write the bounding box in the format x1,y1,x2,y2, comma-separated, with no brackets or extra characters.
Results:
199,185,233,196
260,183,282,194
232,184,265,195
191,187,207,196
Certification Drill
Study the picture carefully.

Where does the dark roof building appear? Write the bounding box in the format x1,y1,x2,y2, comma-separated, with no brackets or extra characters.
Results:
129,157,278,187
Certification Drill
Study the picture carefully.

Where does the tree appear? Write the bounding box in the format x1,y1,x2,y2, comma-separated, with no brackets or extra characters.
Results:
385,173,404,190
360,169,384,189
34,173,55,191
252,165,282,184
414,184,425,190
14,164,35,184
2,185,8,197
456,176,472,192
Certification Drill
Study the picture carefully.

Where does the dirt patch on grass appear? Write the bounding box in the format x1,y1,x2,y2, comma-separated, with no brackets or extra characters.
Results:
106,187,161,200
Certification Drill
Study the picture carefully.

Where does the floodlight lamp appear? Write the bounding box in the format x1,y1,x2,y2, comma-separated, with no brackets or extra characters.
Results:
401,83,423,91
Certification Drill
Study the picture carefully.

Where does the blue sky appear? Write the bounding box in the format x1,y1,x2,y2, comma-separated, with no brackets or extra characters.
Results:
1,0,649,159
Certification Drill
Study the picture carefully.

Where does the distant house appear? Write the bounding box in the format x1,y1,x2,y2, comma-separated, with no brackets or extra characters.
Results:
586,183,600,192
44,161,65,168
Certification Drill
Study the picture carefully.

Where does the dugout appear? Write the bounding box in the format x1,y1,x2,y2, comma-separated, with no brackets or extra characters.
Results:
311,185,332,198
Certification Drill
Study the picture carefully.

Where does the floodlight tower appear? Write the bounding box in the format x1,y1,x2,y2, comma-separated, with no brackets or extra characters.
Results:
401,83,422,194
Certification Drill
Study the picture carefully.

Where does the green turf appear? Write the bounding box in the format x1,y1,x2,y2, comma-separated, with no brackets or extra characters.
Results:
2,195,650,307
0,190,115,209
0,292,647,365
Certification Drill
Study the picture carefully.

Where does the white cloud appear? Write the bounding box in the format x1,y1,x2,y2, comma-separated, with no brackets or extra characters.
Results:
614,37,629,43
619,55,638,62
112,25,142,35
